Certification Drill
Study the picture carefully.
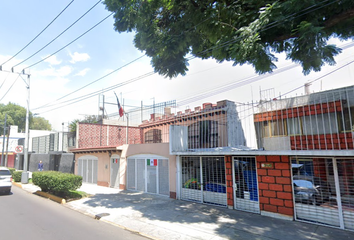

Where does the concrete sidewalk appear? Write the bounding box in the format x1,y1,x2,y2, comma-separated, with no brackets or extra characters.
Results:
19,183,354,240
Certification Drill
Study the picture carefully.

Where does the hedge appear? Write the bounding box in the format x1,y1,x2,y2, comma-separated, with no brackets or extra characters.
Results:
12,171,23,182
32,171,82,196
8,168,16,176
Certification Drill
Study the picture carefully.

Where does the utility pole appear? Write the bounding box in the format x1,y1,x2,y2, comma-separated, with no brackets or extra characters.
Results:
5,125,10,167
21,74,30,183
1,113,7,166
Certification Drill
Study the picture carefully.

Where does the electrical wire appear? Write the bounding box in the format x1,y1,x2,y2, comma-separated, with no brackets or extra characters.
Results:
12,0,102,69
0,72,11,90
33,1,351,113
0,0,74,67
22,12,113,71
33,54,146,110
0,74,21,101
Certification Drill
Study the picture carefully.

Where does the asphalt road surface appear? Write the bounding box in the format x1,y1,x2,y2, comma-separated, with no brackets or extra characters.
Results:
0,187,149,240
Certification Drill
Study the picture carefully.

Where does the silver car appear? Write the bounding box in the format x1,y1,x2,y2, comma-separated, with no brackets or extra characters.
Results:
0,167,12,195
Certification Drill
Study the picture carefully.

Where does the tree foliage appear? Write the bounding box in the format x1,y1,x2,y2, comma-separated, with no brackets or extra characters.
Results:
68,115,102,133
103,0,354,78
31,117,52,131
0,102,52,133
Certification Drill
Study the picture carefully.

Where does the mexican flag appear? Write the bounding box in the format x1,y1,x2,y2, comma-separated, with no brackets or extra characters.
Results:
147,159,157,166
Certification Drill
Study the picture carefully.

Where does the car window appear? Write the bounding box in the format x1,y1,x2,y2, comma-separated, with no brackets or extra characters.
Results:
0,170,11,176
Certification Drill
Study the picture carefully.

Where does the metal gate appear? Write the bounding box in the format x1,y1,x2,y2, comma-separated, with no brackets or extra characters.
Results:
292,158,354,230
180,156,227,206
110,156,120,188
233,156,260,213
127,156,169,196
77,156,98,184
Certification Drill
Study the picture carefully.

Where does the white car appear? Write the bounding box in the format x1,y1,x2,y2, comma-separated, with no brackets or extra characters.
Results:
0,167,12,195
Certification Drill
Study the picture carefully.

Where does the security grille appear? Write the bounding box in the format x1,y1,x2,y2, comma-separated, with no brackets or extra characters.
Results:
127,158,136,190
127,157,169,196
233,156,260,213
137,159,145,191
292,157,354,230
158,159,169,196
180,156,227,206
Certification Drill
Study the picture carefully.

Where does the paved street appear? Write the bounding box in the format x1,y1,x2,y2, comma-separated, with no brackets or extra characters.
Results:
0,187,149,240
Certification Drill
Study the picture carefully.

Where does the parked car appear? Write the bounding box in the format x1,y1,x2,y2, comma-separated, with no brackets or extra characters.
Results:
293,175,331,205
0,167,12,195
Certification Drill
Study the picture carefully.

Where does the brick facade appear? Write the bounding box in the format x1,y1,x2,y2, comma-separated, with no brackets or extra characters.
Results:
254,100,342,122
256,155,294,217
290,132,353,150
225,156,234,207
78,123,142,148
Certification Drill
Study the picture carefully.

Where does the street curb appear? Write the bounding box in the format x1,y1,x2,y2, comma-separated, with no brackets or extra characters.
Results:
12,182,22,188
34,191,66,204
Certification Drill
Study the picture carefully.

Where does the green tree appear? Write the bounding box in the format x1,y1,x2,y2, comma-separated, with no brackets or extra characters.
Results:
68,119,80,133
0,102,52,133
31,117,52,131
103,0,354,78
68,115,102,133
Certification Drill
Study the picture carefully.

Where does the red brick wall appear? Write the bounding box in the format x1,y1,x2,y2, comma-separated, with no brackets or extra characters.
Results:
225,156,234,207
290,133,353,150
256,155,294,217
254,100,342,122
78,123,142,148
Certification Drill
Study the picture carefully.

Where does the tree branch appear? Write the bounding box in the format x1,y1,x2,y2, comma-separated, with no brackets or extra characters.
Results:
273,7,354,42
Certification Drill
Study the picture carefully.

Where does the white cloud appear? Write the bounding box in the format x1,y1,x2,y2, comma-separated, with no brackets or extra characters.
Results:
69,52,90,63
33,65,72,77
43,55,62,65
75,68,90,77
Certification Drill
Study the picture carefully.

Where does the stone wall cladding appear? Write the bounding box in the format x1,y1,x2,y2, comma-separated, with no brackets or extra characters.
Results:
256,155,294,217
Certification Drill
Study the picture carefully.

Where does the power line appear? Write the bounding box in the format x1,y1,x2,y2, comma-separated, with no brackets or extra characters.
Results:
12,0,102,69
0,0,74,67
22,12,113,71
33,54,146,110
32,1,351,113
0,74,21,102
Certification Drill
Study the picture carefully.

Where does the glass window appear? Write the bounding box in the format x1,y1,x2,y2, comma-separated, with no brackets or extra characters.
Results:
339,107,354,132
287,118,302,136
145,129,162,143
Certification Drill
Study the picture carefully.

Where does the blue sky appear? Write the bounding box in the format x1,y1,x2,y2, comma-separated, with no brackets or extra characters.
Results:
0,0,354,131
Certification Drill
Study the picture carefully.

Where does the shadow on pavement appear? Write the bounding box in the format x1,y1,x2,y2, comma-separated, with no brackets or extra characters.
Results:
71,190,354,240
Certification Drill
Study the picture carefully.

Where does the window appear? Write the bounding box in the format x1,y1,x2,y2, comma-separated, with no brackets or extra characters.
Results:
287,118,302,136
339,107,354,132
144,129,162,143
188,120,218,148
261,120,287,137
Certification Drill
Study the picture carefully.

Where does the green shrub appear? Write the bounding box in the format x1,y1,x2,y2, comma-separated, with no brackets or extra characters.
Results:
12,171,23,182
8,168,16,176
32,171,82,197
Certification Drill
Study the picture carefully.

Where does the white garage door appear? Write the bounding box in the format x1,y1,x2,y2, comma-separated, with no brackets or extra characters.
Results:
78,156,98,184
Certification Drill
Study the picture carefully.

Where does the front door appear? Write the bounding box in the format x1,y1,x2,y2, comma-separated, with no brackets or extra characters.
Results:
110,156,120,188
233,156,260,213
